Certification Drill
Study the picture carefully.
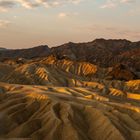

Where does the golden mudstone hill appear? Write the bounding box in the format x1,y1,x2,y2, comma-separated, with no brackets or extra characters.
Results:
0,56,106,86
0,46,140,140
0,82,140,140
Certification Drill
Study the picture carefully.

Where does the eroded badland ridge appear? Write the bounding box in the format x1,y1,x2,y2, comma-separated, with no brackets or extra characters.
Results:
0,39,140,140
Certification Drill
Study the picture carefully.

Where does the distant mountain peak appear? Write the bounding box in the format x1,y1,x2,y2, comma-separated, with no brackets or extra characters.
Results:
93,38,131,43
32,45,49,49
0,47,7,51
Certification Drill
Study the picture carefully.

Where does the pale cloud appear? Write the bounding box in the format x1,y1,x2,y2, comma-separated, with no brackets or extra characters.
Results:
13,15,18,18
58,12,67,18
0,20,11,28
58,12,79,18
100,0,137,9
0,0,136,11
36,0,83,8
16,0,41,9
100,0,117,9
20,0,83,8
70,0,82,4
0,0,16,12
120,0,136,3
128,8,140,16
0,0,83,11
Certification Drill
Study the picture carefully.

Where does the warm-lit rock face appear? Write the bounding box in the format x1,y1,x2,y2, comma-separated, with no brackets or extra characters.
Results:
0,55,138,87
0,56,107,86
0,39,140,140
107,64,137,81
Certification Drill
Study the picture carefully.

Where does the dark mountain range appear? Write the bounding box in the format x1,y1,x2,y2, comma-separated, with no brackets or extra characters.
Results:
0,47,6,51
51,39,140,70
0,45,50,59
0,39,140,70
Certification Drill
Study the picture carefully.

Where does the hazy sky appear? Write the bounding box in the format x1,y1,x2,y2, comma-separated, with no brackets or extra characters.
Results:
0,0,140,49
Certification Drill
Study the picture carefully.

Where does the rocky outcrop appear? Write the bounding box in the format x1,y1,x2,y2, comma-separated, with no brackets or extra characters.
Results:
107,64,137,81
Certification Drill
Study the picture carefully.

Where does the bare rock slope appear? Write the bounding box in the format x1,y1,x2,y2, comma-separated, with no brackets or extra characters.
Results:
0,39,140,140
